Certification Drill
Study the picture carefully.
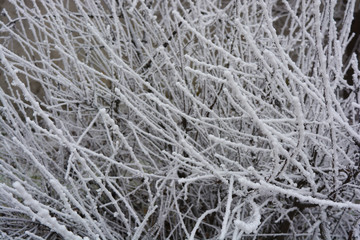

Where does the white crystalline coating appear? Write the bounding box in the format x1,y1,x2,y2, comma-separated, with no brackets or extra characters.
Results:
234,201,261,234
223,70,233,81
101,108,120,133
1,0,360,239
12,181,24,192
12,182,83,240
114,88,121,95
263,49,278,68
99,108,107,115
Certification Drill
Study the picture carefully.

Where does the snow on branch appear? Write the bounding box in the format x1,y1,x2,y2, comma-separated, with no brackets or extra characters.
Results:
1,0,360,239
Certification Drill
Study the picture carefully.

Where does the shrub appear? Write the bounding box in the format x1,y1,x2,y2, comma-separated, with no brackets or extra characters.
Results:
1,0,359,239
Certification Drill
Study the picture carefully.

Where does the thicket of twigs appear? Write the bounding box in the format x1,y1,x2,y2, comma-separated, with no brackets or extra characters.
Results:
1,0,360,239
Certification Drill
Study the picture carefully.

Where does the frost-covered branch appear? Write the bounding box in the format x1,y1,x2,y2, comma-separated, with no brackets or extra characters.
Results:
1,0,359,239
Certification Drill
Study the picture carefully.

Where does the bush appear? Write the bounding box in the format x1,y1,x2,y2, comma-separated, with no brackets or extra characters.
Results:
1,0,360,239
